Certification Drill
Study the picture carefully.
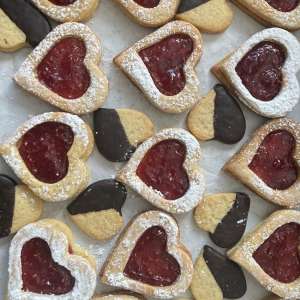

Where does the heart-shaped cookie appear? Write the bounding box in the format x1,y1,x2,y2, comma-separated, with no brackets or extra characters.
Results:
114,0,179,27
176,0,234,33
117,128,205,213
0,174,43,239
101,210,193,299
0,112,94,202
114,21,202,113
224,118,300,207
30,0,99,22
15,22,108,115
212,28,300,117
228,209,300,299
8,219,97,300
233,0,300,31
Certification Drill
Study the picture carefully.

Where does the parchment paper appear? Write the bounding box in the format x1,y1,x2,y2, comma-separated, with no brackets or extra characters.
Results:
0,1,300,299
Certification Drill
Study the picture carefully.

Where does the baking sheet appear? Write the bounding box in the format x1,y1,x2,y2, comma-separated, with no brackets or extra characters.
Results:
0,0,300,299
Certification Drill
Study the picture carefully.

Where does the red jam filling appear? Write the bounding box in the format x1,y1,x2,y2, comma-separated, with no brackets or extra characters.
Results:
133,0,160,8
136,139,189,200
265,0,299,12
21,238,75,294
249,130,297,190
139,34,194,96
37,37,90,99
18,121,74,184
124,226,181,286
235,41,286,101
49,0,77,5
253,223,300,283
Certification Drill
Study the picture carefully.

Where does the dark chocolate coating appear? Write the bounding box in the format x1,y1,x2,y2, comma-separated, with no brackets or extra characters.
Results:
0,174,17,238
203,245,247,299
0,0,52,47
67,179,127,215
93,108,136,162
213,84,246,144
177,0,209,13
210,192,250,248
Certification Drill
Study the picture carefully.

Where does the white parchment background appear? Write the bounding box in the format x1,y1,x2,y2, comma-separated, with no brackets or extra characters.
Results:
0,0,300,299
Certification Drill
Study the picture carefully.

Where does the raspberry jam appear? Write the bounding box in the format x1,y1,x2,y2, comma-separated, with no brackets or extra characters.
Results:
265,0,299,12
21,238,75,294
249,130,297,190
19,121,74,184
253,223,300,283
49,0,77,5
124,226,181,286
133,0,160,8
235,41,286,101
37,37,90,99
136,139,189,200
139,34,194,96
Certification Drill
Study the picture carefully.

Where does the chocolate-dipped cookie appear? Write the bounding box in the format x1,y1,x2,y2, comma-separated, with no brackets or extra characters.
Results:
0,0,51,48
187,84,246,144
176,0,233,33
194,193,250,248
191,245,247,300
67,179,127,240
94,108,154,162
0,174,43,238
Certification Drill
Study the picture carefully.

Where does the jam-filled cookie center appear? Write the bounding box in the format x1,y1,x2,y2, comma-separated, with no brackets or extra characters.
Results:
18,121,74,184
37,37,90,99
139,34,194,96
253,222,300,283
124,226,181,286
265,0,299,12
49,0,77,6
248,129,297,190
235,41,286,101
136,139,189,200
133,0,160,8
21,237,75,294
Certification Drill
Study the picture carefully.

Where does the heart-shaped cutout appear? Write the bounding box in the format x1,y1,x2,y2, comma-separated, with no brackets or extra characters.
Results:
8,219,97,300
212,28,300,117
114,0,179,27
117,128,205,213
224,118,300,207
30,0,99,22
15,22,108,114
114,21,202,113
228,209,300,298
0,112,94,202
232,0,300,30
101,210,193,298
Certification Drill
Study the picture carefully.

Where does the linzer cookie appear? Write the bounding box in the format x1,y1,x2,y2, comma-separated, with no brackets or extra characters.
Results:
0,0,52,49
67,180,127,240
228,209,300,299
93,294,143,300
94,108,154,162
191,245,247,300
0,112,94,202
232,0,300,31
101,210,193,299
224,118,300,207
187,84,246,144
194,193,250,248
176,0,234,33
0,174,43,239
8,219,97,300
114,21,202,113
114,0,180,27
212,28,300,118
30,0,99,23
15,22,108,115
117,128,205,214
